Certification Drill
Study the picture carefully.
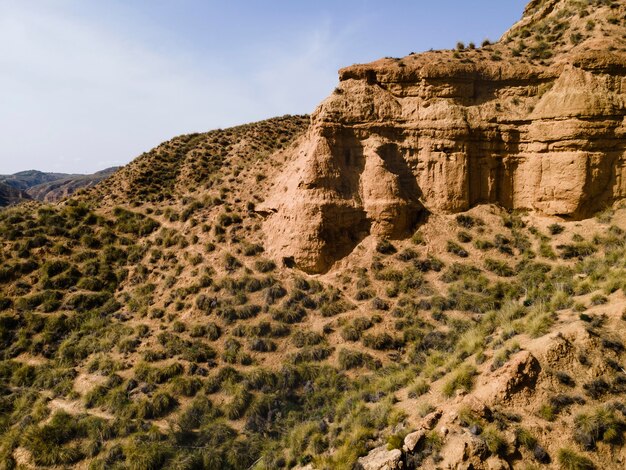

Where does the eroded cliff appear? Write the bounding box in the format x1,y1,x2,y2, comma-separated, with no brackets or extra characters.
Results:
264,0,626,273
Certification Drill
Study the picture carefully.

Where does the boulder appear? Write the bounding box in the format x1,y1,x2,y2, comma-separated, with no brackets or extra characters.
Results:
403,430,426,453
356,446,403,470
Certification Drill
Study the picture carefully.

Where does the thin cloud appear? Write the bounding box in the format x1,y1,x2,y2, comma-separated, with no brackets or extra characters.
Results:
0,1,527,174
0,2,342,174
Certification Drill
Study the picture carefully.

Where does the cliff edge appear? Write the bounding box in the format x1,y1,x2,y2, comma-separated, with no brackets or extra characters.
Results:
263,0,626,273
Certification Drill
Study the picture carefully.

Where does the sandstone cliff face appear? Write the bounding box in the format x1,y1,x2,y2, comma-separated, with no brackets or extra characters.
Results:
264,0,626,273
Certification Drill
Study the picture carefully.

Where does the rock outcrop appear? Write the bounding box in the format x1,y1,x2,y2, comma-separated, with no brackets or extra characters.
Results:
264,0,626,273
356,446,403,470
474,351,541,405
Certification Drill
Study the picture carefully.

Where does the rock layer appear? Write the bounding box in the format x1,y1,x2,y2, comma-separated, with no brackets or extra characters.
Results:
264,0,626,273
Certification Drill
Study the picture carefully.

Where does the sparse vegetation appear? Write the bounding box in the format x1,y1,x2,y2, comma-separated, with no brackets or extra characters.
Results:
3,6,626,465
558,448,595,470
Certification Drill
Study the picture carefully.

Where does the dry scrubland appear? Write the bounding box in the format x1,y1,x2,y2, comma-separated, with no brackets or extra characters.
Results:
2,0,626,469
2,118,626,470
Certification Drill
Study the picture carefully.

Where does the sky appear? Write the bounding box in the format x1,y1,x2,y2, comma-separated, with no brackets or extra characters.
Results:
0,0,528,175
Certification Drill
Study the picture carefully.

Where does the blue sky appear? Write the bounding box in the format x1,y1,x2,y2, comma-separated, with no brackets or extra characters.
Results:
0,0,528,174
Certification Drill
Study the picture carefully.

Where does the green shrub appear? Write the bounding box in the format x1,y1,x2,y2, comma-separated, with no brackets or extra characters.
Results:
398,267,425,293
482,425,507,456
376,239,397,255
371,297,390,311
514,426,536,449
21,411,105,466
289,346,333,364
411,231,425,245
341,325,361,342
397,248,418,261
557,448,595,470
590,294,608,306
292,330,324,348
223,253,242,272
457,231,472,243
134,392,178,419
548,223,564,235
362,332,402,350
254,259,276,273
66,292,112,312
338,349,381,370
413,256,444,272
447,241,468,257
474,239,494,250
242,243,264,256
113,207,159,236
456,214,482,229
41,259,71,278
387,431,407,450
0,295,13,311
375,268,403,282
441,263,481,283
355,289,374,301
224,388,252,420
135,362,184,384
573,406,623,450
124,436,172,469
249,337,277,352
484,258,515,277
442,365,476,397
557,243,596,259
407,379,430,398
271,305,306,324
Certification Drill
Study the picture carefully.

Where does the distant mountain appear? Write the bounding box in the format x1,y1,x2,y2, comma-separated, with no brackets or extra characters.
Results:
0,170,68,192
25,167,120,202
0,167,120,206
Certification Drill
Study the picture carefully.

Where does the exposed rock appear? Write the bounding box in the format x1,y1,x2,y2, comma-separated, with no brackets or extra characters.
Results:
292,464,315,470
533,444,550,464
460,396,492,421
469,424,482,436
402,410,442,453
356,446,403,470
263,0,626,273
440,435,469,469
403,429,425,453
473,351,541,404
486,456,510,470
439,433,490,469
421,409,443,430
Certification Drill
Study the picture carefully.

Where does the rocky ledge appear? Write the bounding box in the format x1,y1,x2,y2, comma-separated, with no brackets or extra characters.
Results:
263,0,626,273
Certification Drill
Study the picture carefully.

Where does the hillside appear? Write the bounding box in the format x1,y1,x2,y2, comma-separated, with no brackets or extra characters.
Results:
1,1,626,470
